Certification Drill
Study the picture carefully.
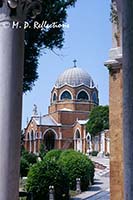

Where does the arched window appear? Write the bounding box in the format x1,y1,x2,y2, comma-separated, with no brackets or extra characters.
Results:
53,93,57,102
92,92,98,104
77,90,89,100
31,130,34,141
74,129,82,152
60,90,72,100
76,130,80,139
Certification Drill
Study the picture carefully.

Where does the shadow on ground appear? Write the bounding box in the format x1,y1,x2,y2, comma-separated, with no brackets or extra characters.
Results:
89,186,101,191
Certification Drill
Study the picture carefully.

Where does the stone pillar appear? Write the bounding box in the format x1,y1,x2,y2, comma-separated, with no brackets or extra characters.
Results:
105,60,124,200
0,5,24,200
105,1,124,199
59,130,62,149
76,178,81,194
49,186,55,200
34,140,36,154
0,1,41,200
38,131,42,152
123,1,133,199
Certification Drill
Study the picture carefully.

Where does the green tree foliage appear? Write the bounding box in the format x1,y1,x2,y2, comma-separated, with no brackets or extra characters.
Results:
58,150,95,191
20,149,38,177
20,158,29,177
39,143,47,160
44,149,62,161
26,159,69,200
22,149,38,165
24,0,77,92
86,105,109,136
26,149,95,198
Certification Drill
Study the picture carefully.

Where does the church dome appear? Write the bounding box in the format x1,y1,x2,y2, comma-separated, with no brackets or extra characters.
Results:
55,66,94,88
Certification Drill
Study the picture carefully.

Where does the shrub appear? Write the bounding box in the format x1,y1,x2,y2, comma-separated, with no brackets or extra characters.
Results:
59,149,78,157
91,151,98,156
20,158,29,177
26,159,69,200
44,149,62,161
39,143,47,160
59,150,95,191
20,149,38,177
22,150,38,165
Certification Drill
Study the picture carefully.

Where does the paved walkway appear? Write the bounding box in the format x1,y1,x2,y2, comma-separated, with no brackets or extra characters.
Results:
72,190,110,200
71,157,110,200
90,156,110,169
86,190,110,200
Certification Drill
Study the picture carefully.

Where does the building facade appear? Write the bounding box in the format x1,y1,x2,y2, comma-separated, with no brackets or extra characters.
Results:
24,65,104,154
92,130,110,154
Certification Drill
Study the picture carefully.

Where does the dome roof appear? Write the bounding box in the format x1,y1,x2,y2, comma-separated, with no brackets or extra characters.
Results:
55,67,94,88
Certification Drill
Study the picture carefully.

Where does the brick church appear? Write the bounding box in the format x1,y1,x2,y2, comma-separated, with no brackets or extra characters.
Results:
24,62,99,154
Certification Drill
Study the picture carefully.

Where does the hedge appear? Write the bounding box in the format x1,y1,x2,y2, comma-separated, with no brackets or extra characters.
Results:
26,159,69,200
26,149,95,199
44,149,62,161
58,150,95,191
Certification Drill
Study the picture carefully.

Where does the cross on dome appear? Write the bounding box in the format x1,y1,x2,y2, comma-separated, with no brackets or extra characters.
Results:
73,59,77,67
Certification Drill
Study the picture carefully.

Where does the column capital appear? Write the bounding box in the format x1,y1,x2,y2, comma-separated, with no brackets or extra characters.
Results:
105,47,122,66
0,0,42,23
104,47,122,77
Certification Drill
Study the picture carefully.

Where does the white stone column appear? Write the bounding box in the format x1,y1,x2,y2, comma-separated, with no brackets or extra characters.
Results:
74,139,77,151
34,138,36,154
123,1,133,199
0,6,24,200
0,1,41,200
29,133,32,153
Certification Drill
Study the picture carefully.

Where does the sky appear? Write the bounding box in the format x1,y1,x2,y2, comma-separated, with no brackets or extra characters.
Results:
22,0,112,128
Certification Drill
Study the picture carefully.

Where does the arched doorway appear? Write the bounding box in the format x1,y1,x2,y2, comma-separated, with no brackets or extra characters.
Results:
74,129,82,152
43,130,56,151
86,132,93,153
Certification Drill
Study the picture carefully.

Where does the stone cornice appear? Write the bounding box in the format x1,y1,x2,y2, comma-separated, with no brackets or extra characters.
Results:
104,47,122,72
104,58,122,68
104,59,122,78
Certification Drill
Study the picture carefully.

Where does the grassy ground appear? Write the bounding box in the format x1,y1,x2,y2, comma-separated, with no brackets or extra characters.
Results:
19,177,27,191
19,178,78,199
19,178,27,199
69,190,77,197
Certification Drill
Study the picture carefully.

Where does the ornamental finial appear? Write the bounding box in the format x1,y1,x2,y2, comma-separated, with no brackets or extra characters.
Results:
32,104,38,116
